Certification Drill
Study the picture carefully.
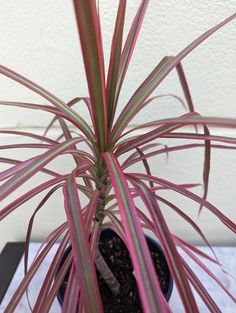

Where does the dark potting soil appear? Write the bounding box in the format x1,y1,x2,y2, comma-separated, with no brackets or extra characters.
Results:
58,232,170,313
97,233,170,313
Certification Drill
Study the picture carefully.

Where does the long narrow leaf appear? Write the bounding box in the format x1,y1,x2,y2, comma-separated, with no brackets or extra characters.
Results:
105,211,126,243
132,173,236,232
84,190,100,229
136,147,154,189
136,208,220,268
107,0,126,126
24,184,64,276
57,117,95,192
0,158,92,222
122,143,158,167
0,65,94,141
39,248,73,313
155,194,219,262
73,0,107,151
43,97,95,138
104,152,169,313
0,100,73,127
0,138,84,201
176,61,198,134
129,115,236,131
111,56,173,142
0,143,52,150
123,142,236,170
119,93,187,128
114,0,149,111
90,221,100,257
183,259,222,313
117,115,236,155
111,13,236,141
4,223,67,313
33,232,70,313
163,132,236,144
63,171,103,313
116,112,200,155
0,129,58,144
0,175,67,220
0,156,58,182
128,175,199,312
180,244,236,303
174,236,219,265
200,125,211,214
116,121,181,155
62,263,79,313
114,93,186,150
176,62,195,113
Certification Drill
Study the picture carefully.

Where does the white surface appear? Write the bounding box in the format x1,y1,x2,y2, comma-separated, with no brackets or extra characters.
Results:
0,1,236,249
0,244,236,312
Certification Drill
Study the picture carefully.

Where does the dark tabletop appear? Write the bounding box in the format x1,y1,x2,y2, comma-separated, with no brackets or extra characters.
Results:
0,242,25,304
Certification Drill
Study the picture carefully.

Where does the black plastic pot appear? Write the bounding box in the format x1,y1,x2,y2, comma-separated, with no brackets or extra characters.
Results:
56,228,173,308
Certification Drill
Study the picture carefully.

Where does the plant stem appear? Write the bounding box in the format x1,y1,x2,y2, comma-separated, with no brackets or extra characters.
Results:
94,245,120,295
93,182,120,295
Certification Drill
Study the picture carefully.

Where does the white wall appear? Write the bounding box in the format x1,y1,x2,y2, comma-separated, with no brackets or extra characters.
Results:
0,1,236,251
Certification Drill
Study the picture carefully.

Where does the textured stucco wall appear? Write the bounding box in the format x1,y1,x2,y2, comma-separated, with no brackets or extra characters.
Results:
0,1,236,251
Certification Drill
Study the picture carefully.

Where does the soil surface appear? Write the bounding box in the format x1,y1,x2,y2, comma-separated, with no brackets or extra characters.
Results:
58,231,171,313
97,232,170,313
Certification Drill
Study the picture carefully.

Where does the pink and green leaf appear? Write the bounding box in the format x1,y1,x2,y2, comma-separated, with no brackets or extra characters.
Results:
111,56,173,142
123,142,236,170
63,171,103,313
183,259,222,312
163,131,236,145
116,121,182,155
155,195,219,262
84,190,100,229
43,97,95,139
0,175,67,220
130,115,236,131
4,223,67,313
0,156,58,182
104,152,169,313
24,184,64,276
33,232,70,313
176,62,195,113
175,236,220,265
180,244,236,303
73,0,108,151
0,138,85,201
39,247,73,313
0,129,58,145
0,66,94,141
111,12,236,142
200,125,211,214
61,263,79,313
132,173,236,232
114,0,149,111
106,0,126,126
128,175,199,312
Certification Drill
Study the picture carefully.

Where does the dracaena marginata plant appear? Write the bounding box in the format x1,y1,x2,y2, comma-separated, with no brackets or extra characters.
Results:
0,1,236,312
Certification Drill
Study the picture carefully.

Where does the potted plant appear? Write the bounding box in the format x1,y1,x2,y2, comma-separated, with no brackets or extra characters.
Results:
0,1,235,312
